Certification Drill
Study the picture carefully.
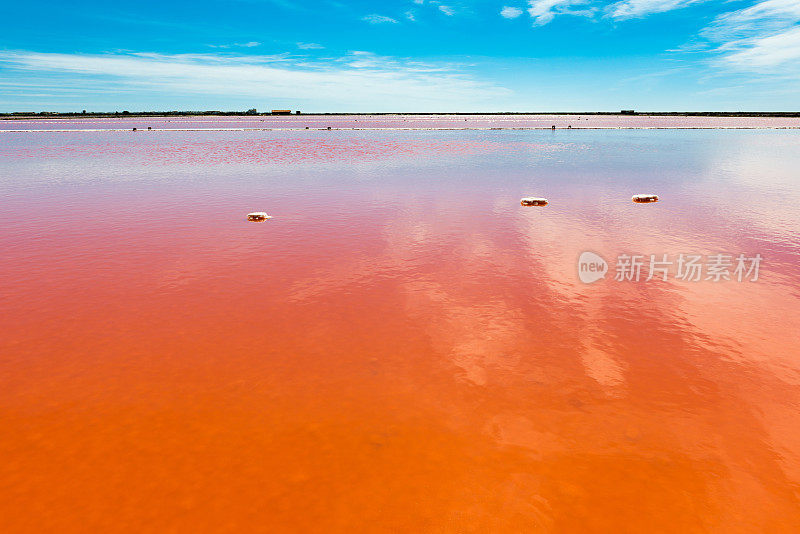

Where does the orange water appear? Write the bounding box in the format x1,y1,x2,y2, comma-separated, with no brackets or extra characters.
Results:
2,129,800,532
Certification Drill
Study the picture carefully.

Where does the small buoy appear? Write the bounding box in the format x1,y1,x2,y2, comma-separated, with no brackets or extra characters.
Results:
632,194,659,203
247,212,272,222
521,197,548,207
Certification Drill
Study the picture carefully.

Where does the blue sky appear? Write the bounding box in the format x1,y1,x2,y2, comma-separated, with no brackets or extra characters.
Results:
1,0,798,111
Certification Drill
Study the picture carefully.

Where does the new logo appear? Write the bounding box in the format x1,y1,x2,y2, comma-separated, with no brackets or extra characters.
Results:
578,252,608,284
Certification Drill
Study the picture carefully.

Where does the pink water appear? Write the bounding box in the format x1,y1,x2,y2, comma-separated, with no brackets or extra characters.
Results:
3,114,800,131
2,127,800,532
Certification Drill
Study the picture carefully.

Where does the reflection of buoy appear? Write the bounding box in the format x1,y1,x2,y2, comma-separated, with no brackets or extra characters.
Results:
247,212,272,222
632,194,659,203
521,197,548,207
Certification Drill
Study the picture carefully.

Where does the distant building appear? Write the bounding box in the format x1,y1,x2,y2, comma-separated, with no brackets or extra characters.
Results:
271,110,292,115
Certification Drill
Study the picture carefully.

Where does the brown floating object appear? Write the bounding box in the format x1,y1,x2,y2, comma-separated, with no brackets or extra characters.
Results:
521,197,548,207
247,212,272,222
632,194,659,204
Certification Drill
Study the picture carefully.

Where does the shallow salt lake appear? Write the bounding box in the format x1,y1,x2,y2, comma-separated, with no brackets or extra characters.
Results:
2,127,800,531
3,113,800,131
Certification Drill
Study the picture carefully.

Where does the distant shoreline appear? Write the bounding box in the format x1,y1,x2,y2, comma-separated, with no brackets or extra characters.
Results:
2,111,800,120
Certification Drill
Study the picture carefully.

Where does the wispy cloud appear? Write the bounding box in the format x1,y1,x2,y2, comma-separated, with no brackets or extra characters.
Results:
527,0,592,26
702,0,800,41
208,41,261,49
606,0,703,20
720,26,800,69
700,0,800,72
407,1,463,19
0,50,510,110
500,6,524,19
297,42,324,50
520,0,716,25
362,14,399,24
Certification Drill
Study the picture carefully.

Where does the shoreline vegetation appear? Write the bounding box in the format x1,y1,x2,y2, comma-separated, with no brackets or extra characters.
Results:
2,110,800,120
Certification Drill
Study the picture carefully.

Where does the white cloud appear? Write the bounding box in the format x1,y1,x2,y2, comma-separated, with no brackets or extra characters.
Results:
362,14,399,24
208,41,261,49
500,6,524,19
0,50,511,110
297,42,324,50
606,0,702,20
703,0,800,41
409,1,463,19
699,0,800,72
527,0,591,25
720,26,800,68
